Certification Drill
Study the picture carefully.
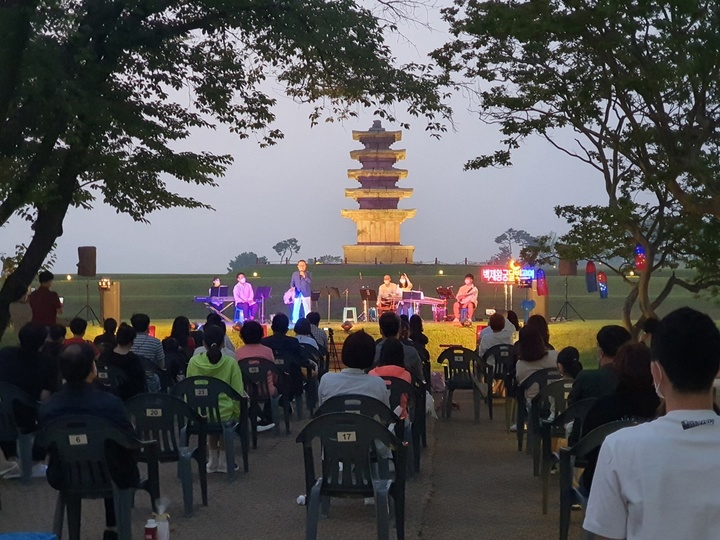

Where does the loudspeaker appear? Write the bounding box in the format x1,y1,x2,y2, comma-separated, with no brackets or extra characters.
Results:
558,259,578,276
77,246,97,277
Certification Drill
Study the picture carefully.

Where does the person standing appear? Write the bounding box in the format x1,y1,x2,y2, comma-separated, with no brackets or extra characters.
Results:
233,272,256,322
29,270,63,327
452,273,478,323
290,259,312,324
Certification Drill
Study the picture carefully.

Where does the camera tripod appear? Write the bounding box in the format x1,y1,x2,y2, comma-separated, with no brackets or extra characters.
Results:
326,328,341,372
554,276,585,322
74,278,101,325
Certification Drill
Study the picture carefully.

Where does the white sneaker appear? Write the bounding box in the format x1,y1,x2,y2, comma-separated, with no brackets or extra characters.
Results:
31,463,48,478
215,453,240,474
509,424,517,432
256,423,275,433
206,450,219,473
364,497,375,506
0,461,18,477
2,462,20,479
453,317,460,323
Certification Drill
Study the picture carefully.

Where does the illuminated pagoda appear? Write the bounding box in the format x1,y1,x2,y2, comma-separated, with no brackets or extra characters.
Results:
342,121,416,263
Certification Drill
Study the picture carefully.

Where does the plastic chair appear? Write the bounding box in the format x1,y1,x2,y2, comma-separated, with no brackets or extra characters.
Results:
0,382,39,485
341,307,357,323
94,361,132,399
125,393,208,517
296,412,407,540
34,414,159,540
139,356,170,393
238,357,284,446
314,394,399,425
530,379,575,476
559,420,639,540
171,376,249,481
539,397,596,515
483,344,517,431
299,345,323,416
435,347,485,420
380,376,422,475
516,368,562,452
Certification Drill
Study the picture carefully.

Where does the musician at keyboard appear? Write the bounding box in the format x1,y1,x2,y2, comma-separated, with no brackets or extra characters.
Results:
376,274,400,312
397,273,413,316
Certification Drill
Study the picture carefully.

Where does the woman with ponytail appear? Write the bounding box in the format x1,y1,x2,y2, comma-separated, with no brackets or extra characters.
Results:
187,323,244,473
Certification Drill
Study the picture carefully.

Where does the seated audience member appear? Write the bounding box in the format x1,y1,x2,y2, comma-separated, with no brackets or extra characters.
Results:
319,330,390,407
525,314,553,350
306,312,328,354
162,337,188,386
237,320,277,431
39,343,139,540
375,312,424,383
579,342,659,494
478,312,515,358
64,317,100,357
506,310,521,332
93,318,118,355
294,318,319,350
170,315,196,358
568,325,631,405
515,326,559,401
129,313,165,369
585,308,720,539
8,285,32,338
100,324,147,401
408,314,430,365
195,313,235,354
43,324,67,361
556,346,583,379
369,337,412,384
187,325,244,473
261,313,316,400
0,323,58,478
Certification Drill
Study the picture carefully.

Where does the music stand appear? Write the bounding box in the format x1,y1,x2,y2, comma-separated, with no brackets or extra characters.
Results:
359,286,377,322
322,286,341,322
436,286,455,300
254,286,272,324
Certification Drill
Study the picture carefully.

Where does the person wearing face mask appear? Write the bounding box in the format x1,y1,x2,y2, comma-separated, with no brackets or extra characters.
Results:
585,308,720,540
452,273,478,323
377,274,400,313
396,273,414,316
567,325,631,405
290,260,312,324
233,272,256,322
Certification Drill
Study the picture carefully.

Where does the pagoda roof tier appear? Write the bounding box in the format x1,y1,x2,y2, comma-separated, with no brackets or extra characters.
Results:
349,149,406,161
341,208,416,221
347,168,408,180
345,188,413,200
352,130,402,142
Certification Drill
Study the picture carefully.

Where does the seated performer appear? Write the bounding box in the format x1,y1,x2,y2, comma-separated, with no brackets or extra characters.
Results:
209,277,223,309
396,273,414,316
376,274,400,313
233,272,256,322
453,273,478,323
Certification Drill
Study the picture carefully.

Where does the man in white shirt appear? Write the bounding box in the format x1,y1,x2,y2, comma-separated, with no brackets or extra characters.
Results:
584,307,720,540
478,312,515,358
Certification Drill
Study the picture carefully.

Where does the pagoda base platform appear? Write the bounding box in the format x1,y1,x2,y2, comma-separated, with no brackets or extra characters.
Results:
343,244,414,264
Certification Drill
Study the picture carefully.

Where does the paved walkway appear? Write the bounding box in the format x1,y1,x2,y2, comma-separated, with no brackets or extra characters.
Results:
0,394,584,539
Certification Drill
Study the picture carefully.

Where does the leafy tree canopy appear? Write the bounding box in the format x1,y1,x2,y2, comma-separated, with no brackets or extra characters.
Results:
273,238,301,262
227,252,267,273
0,0,449,337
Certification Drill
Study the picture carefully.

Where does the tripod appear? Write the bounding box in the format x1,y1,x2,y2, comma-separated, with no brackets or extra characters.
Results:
327,328,341,372
74,278,101,325
554,276,585,322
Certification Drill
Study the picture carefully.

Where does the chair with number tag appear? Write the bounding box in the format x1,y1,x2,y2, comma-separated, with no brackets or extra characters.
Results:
516,368,562,453
34,414,159,540
171,376,249,481
483,343,518,430
125,393,208,517
296,412,408,540
238,357,285,446
435,347,485,420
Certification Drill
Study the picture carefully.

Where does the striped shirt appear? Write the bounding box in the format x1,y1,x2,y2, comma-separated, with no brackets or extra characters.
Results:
130,333,165,368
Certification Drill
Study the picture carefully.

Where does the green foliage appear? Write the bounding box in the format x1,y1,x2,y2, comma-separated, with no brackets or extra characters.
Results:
316,254,343,264
491,228,535,264
272,238,301,263
227,252,267,273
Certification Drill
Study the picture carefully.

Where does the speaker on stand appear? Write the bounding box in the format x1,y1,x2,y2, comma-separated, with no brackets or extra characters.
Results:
555,252,585,322
74,246,101,325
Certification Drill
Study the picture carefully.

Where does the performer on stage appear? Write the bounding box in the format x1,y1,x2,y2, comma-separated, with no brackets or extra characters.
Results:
397,273,413,316
376,274,400,312
453,273,479,323
209,277,223,308
290,259,312,323
233,272,256,322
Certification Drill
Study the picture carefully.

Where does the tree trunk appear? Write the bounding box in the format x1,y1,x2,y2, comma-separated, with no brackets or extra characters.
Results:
622,285,639,338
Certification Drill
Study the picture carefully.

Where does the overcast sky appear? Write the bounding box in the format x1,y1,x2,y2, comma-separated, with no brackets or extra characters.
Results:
1,4,609,275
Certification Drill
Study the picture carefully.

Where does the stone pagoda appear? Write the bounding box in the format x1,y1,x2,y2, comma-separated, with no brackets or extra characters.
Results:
342,121,416,264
